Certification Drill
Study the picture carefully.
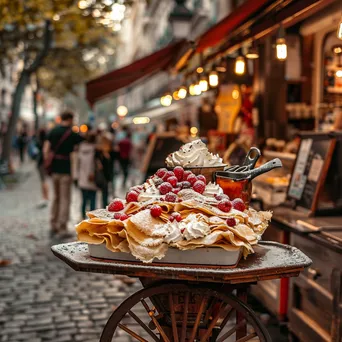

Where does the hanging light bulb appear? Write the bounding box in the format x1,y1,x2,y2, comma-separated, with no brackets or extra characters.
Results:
337,16,342,40
246,42,259,59
235,56,245,75
178,86,187,99
276,25,287,60
194,81,202,95
189,82,196,96
209,71,219,87
161,93,172,106
199,75,208,92
173,90,180,101
196,66,204,74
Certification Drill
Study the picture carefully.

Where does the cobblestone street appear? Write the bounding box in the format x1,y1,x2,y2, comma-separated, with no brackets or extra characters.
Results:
0,162,141,342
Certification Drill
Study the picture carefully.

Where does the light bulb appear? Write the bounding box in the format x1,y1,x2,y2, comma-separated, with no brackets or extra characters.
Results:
189,83,196,96
336,69,342,78
194,82,202,95
196,67,204,74
276,38,287,60
80,124,88,133
173,90,180,101
199,77,208,92
117,105,128,117
209,71,219,87
246,46,259,59
161,94,172,106
178,86,187,99
235,56,245,75
337,17,342,40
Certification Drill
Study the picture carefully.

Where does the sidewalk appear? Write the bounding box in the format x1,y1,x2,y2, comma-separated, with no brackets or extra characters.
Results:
0,163,140,342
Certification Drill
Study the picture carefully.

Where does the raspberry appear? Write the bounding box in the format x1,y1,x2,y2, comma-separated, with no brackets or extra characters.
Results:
175,215,182,222
171,212,182,221
119,213,129,221
193,180,206,194
232,198,246,212
172,188,181,194
215,194,229,201
218,199,232,213
197,175,206,183
187,174,198,185
181,181,191,189
126,190,139,203
169,215,175,222
159,182,173,195
162,171,175,181
165,192,177,202
156,168,168,178
113,212,122,219
183,170,192,181
150,205,162,217
108,199,124,212
168,176,178,187
173,166,184,181
226,217,237,227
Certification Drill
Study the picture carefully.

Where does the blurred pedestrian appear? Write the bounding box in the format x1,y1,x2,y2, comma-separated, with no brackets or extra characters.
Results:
43,111,83,238
95,132,113,208
17,128,28,163
118,127,132,188
36,129,49,208
78,131,97,219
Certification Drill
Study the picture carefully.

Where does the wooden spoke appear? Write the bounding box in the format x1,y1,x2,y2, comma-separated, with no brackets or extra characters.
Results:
236,332,258,342
189,296,208,342
217,319,247,342
118,323,149,342
169,293,179,342
140,299,170,342
180,291,189,342
200,303,228,342
128,310,159,342
219,306,234,329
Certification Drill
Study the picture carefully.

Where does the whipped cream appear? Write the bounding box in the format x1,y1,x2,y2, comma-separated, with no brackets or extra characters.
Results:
138,179,161,202
163,222,183,244
203,182,223,198
181,213,210,240
166,139,225,167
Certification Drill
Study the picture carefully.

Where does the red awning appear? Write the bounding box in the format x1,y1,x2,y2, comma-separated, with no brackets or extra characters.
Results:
86,40,186,106
196,0,271,52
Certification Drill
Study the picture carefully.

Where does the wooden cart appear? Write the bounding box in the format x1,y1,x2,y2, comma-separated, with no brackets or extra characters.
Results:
52,241,311,342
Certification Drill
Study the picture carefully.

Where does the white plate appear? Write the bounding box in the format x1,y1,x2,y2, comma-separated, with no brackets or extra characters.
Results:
88,244,242,266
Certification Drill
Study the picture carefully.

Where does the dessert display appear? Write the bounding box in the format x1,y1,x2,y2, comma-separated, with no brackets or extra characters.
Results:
166,139,226,183
76,141,274,264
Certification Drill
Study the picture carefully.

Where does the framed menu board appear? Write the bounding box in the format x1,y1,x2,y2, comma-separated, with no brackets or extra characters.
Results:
287,132,336,214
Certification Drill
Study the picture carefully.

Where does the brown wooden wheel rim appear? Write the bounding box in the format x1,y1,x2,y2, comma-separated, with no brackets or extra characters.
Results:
100,283,271,342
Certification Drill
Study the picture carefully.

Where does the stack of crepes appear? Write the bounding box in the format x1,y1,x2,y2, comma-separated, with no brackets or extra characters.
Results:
76,176,272,263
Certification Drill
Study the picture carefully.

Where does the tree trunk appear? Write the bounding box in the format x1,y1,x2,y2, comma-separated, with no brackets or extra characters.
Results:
0,20,51,165
33,84,39,134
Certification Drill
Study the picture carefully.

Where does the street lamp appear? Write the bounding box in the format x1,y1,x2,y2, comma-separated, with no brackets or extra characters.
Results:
168,0,193,40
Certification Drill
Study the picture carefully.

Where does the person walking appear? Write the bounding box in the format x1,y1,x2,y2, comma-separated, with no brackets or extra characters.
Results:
78,132,97,219
43,111,83,238
118,128,132,188
95,132,113,208
36,129,49,208
17,128,28,163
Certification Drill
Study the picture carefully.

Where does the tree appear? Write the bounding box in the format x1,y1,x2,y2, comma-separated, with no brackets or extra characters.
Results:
0,0,129,167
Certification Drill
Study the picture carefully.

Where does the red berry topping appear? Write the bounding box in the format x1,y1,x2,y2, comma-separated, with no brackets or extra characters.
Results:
168,176,178,187
193,180,206,194
187,174,198,185
165,192,177,202
120,213,129,221
113,212,122,219
150,205,162,217
108,199,124,212
172,188,181,194
232,198,246,212
126,190,139,203
218,199,232,213
226,217,237,227
162,171,175,181
181,181,191,189
169,215,175,222
173,166,184,181
197,175,206,183
159,182,173,195
183,170,192,181
171,212,182,221
171,212,181,218
156,168,168,178
215,194,229,201
175,215,182,222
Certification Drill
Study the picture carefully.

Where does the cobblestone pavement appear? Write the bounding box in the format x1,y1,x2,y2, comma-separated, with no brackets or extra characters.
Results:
0,162,141,342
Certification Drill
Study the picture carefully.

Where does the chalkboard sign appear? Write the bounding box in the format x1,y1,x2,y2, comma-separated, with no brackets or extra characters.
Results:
287,132,336,214
142,133,185,179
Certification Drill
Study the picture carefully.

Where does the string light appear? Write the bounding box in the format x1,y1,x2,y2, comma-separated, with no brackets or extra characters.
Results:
178,86,187,99
72,125,79,133
173,90,180,101
336,69,342,78
276,25,287,60
246,42,259,59
190,127,198,137
199,75,208,92
189,82,196,96
209,71,219,87
80,124,88,133
194,81,202,95
337,16,342,40
78,0,88,9
235,56,245,75
196,67,204,74
161,93,172,106
117,105,128,117
133,117,150,124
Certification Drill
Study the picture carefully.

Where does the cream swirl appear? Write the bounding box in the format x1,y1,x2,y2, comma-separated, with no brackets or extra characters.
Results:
203,182,223,198
138,179,160,202
181,213,210,240
166,139,224,167
163,222,183,244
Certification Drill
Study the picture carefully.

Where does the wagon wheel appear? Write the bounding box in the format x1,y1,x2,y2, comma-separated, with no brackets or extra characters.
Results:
100,283,271,342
